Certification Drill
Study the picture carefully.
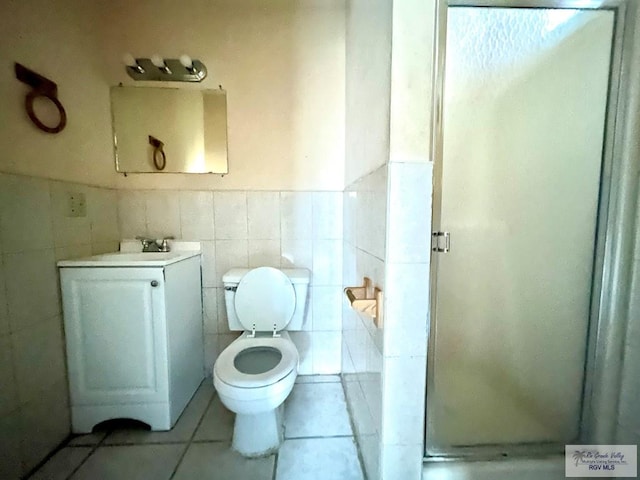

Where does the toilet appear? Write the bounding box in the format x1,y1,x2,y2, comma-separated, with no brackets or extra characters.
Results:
213,266,310,457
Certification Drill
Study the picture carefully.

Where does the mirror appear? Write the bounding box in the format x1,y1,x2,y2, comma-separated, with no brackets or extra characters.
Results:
111,86,228,174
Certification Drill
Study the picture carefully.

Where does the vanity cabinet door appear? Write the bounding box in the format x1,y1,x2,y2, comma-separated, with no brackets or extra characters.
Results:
60,267,168,406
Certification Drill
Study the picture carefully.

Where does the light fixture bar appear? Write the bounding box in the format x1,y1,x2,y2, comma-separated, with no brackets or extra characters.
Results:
124,57,207,82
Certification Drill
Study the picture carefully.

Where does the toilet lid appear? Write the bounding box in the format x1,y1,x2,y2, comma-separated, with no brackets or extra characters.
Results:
235,267,296,332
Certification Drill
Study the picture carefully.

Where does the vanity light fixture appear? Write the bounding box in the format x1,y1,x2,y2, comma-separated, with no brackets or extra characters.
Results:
122,53,207,82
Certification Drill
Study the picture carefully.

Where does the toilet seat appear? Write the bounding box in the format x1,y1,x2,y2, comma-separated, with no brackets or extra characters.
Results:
234,267,296,332
214,335,298,389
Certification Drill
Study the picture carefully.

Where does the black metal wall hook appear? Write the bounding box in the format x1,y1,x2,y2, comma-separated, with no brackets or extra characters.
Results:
15,63,67,134
148,135,166,170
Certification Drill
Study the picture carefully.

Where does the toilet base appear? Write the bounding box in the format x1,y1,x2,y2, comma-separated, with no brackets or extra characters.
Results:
232,404,284,457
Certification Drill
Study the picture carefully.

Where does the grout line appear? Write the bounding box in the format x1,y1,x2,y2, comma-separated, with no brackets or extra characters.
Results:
340,375,368,480
168,389,216,479
63,427,113,480
283,434,355,440
272,452,279,480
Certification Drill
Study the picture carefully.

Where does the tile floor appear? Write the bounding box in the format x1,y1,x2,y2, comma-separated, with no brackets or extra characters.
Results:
27,375,365,480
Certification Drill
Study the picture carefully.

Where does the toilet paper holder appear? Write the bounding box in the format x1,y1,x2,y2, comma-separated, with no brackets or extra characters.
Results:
344,277,383,328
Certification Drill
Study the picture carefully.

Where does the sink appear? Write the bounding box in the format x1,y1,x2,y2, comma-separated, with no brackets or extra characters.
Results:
57,250,199,267
95,252,180,262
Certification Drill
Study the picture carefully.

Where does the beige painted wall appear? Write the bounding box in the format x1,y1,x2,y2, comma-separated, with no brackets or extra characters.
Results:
1,0,346,191
98,0,346,191
0,0,117,188
389,0,435,164
344,0,392,186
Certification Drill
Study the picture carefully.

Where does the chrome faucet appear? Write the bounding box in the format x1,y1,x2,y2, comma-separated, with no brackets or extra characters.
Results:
136,236,174,252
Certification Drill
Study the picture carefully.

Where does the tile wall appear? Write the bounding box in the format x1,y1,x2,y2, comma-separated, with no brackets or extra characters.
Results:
342,164,387,479
0,172,119,479
379,162,432,479
117,190,344,377
342,162,433,480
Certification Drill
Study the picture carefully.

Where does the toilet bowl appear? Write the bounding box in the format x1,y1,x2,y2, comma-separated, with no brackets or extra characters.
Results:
212,267,310,457
213,334,298,415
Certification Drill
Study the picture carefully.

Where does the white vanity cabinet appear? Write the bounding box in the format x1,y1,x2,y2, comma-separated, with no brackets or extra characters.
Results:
59,252,203,433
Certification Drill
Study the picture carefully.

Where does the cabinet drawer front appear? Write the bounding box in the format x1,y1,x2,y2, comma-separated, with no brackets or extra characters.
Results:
61,268,168,406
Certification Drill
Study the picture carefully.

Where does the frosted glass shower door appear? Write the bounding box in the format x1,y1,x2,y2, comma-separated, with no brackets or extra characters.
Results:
428,7,614,452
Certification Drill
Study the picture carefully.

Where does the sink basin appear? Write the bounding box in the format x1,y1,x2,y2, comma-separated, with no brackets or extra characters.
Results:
57,250,199,267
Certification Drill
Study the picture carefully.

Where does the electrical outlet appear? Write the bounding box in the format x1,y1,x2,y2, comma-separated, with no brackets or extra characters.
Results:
66,192,87,218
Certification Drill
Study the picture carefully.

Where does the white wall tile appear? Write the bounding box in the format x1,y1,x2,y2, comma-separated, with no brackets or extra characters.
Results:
381,355,426,446
12,318,66,405
218,333,240,355
216,288,229,334
19,380,70,474
281,238,312,270
214,192,247,240
0,411,22,479
280,192,312,239
4,249,59,332
341,338,356,374
200,241,217,288
290,331,313,375
215,240,248,286
312,286,343,331
202,288,218,334
91,241,119,255
312,331,342,374
386,162,432,264
87,188,119,244
0,174,53,253
313,192,343,240
0,335,17,416
248,239,281,267
145,191,181,239
49,182,91,248
204,334,218,377
117,190,147,238
359,434,381,480
384,263,429,357
343,190,357,246
180,191,214,240
55,244,93,262
0,262,8,336
312,239,343,286
248,192,280,239
380,443,423,480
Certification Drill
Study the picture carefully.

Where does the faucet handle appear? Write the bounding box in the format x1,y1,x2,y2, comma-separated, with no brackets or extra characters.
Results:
135,236,152,246
160,236,174,252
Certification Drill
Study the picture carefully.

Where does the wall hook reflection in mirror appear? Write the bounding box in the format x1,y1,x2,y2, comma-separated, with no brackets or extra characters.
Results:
148,135,166,171
14,63,67,134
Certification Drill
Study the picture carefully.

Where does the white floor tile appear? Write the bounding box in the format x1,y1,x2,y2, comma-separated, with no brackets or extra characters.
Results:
193,395,235,441
276,438,364,480
295,374,341,384
29,447,92,480
104,382,213,445
67,430,109,447
173,442,274,480
70,444,185,480
284,383,352,438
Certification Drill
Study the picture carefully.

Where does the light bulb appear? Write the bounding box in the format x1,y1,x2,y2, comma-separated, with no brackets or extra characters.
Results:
122,53,137,67
150,55,166,68
123,53,144,73
179,54,193,69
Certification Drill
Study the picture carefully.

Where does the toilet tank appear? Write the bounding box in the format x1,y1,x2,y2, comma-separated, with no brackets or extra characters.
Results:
222,268,310,331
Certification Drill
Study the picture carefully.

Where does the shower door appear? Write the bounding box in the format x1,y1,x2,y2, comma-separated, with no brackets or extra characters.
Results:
427,4,618,455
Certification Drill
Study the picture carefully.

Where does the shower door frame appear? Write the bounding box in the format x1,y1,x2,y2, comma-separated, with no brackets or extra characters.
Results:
426,0,637,459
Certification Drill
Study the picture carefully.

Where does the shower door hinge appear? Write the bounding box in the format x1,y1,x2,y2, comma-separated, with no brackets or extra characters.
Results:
432,231,450,253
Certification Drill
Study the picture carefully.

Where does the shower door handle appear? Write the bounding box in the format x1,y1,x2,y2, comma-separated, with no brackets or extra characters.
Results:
432,231,450,253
